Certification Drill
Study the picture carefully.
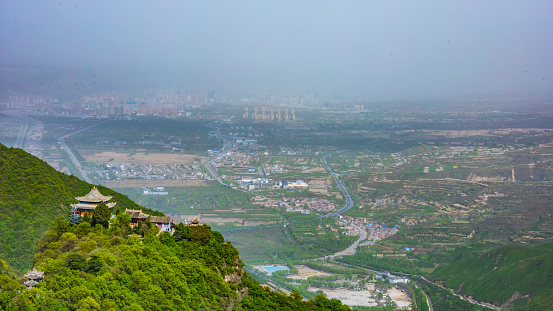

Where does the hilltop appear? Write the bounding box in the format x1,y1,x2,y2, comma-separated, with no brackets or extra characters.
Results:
0,144,351,310
0,143,161,271
1,215,350,310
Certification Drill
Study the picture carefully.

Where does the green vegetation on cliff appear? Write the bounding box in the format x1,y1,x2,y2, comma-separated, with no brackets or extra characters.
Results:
0,213,351,310
0,144,351,310
414,278,493,311
0,143,161,271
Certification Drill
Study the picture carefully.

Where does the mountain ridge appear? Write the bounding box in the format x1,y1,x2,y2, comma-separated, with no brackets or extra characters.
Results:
0,143,352,310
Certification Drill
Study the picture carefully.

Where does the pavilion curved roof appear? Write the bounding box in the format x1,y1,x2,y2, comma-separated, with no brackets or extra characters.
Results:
190,215,200,225
24,268,44,280
150,216,171,224
125,209,149,220
24,280,39,288
75,186,113,203
72,202,116,210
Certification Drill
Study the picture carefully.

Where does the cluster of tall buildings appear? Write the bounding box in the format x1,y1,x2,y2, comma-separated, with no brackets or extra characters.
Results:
1,95,52,109
242,106,296,121
79,90,205,117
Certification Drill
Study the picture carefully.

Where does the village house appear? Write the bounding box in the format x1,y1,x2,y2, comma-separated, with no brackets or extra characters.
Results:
150,216,174,232
125,209,149,226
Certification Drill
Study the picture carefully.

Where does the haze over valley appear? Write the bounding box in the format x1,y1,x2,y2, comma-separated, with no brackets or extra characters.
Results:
1,1,553,310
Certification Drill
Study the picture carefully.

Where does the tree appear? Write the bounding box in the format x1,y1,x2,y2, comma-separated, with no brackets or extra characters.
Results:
290,290,302,300
190,225,212,245
69,212,82,225
91,202,111,229
51,215,70,237
134,221,150,237
65,253,87,271
173,223,192,242
110,212,131,233
86,255,103,275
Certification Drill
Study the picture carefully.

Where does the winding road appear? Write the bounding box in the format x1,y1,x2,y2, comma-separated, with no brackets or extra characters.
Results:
320,153,354,217
206,135,365,257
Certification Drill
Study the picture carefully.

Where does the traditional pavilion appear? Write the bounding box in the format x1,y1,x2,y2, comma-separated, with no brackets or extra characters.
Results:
125,209,149,227
72,186,116,216
189,214,201,226
24,268,44,289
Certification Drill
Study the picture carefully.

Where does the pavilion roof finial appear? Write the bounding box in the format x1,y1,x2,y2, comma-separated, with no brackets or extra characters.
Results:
190,213,201,225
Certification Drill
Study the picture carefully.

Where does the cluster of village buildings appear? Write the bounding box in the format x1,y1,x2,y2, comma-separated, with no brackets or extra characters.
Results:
261,163,289,175
212,151,255,170
235,178,309,191
337,216,400,241
279,147,302,155
252,195,336,214
91,162,205,181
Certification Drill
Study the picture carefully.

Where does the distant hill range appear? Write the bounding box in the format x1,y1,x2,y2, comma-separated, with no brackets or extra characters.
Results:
0,65,196,100
0,143,159,271
431,243,553,310
0,65,118,100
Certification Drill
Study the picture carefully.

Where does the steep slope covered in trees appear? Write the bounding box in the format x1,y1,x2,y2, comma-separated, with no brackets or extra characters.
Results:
0,212,351,310
0,143,161,271
431,243,553,310
0,144,351,310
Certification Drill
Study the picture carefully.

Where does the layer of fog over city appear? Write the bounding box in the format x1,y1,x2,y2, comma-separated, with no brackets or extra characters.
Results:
1,0,552,100
3,2,553,309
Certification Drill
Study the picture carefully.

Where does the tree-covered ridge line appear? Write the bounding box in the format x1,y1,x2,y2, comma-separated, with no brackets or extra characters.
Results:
0,144,354,310
0,142,161,271
413,278,494,311
430,243,553,310
0,213,352,310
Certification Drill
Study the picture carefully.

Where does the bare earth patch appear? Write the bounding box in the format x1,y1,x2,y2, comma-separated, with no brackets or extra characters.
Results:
387,288,412,308
83,151,199,164
307,287,379,307
302,167,326,173
309,188,330,196
286,265,333,280
307,286,411,308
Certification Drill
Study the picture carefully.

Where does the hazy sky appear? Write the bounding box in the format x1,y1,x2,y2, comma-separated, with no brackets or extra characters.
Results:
1,0,552,99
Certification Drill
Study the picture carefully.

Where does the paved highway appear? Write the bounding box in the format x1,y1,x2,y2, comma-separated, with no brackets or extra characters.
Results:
320,153,354,217
3,111,29,149
14,120,29,149
243,267,307,299
204,131,364,255
57,136,92,183
327,223,367,258
57,120,109,184
204,126,230,186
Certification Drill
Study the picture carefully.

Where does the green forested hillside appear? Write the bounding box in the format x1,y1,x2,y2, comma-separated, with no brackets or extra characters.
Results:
0,212,351,310
0,143,161,271
431,243,553,310
0,144,351,310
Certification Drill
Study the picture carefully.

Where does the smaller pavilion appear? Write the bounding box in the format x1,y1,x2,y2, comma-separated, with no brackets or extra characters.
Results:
125,209,149,227
24,268,44,289
189,214,201,226
72,186,116,216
